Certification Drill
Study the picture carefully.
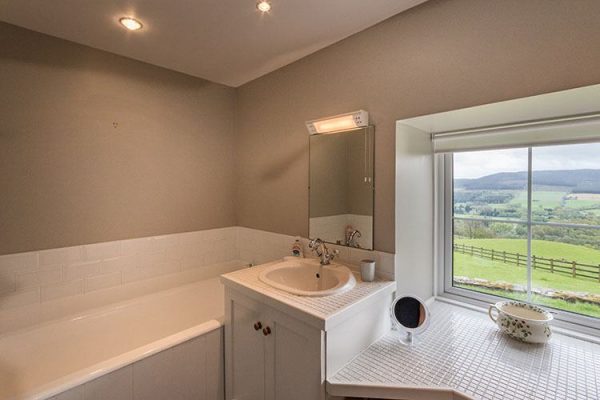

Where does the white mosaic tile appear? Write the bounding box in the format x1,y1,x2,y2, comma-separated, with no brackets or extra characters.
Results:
0,226,396,333
329,301,600,400
221,261,395,319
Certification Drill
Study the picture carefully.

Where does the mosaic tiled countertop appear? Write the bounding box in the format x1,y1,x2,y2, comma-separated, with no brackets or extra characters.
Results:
328,300,600,400
220,259,395,330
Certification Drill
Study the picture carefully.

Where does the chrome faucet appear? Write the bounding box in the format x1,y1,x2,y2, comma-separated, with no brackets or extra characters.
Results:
309,238,339,265
346,229,362,248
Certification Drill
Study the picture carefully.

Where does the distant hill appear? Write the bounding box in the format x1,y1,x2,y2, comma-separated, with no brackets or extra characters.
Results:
455,169,600,193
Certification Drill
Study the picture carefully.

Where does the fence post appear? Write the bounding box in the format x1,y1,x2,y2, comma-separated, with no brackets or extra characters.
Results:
471,245,474,256
503,251,506,263
598,265,600,283
533,255,536,270
572,261,577,278
491,249,494,261
550,259,554,274
516,253,520,267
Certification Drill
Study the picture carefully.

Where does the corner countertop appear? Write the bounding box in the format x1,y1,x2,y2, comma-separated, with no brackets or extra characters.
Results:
220,259,395,330
327,299,600,400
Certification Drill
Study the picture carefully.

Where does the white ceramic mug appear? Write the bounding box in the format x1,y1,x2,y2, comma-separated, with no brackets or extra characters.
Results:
488,300,553,343
360,259,376,282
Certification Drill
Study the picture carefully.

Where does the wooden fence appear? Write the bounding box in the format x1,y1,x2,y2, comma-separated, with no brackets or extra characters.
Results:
453,243,600,282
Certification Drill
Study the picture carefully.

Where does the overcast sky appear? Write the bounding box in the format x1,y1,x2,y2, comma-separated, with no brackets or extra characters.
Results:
454,142,600,179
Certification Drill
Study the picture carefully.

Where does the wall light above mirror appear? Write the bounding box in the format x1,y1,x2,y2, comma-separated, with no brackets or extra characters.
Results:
306,110,369,135
309,123,374,250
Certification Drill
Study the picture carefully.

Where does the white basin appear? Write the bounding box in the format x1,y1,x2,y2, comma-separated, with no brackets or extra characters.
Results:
259,257,356,297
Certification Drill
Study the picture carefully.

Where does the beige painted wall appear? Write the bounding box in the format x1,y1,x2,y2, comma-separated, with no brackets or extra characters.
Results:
236,0,600,253
3,0,600,256
0,23,236,255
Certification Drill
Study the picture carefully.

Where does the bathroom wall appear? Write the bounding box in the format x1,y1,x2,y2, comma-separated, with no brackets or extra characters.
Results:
0,226,394,333
235,0,600,253
0,22,237,255
0,227,241,333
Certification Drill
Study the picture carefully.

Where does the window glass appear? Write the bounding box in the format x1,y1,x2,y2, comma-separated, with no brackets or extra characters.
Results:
532,143,600,224
453,220,527,301
454,148,528,221
451,144,600,321
531,225,600,318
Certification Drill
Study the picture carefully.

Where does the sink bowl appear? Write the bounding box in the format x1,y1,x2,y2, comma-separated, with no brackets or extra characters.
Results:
259,257,356,297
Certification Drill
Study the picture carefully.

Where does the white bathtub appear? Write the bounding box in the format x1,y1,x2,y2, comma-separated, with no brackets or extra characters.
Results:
0,277,227,400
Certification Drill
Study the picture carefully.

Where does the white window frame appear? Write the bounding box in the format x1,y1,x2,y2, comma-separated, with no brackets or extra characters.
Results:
436,149,600,335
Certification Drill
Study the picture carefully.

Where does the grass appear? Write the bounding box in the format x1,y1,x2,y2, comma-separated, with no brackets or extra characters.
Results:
454,253,600,293
455,238,600,265
532,191,565,209
460,189,600,218
452,188,600,317
565,199,600,209
456,284,600,318
511,190,565,209
453,239,600,318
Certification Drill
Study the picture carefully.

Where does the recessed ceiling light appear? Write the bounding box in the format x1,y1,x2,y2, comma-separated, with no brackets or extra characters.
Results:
256,1,271,13
119,17,143,31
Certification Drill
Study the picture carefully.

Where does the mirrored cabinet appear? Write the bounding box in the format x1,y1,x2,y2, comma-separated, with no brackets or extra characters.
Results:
309,126,374,249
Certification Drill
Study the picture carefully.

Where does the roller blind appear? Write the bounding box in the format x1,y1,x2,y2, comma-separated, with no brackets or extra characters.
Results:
432,113,600,153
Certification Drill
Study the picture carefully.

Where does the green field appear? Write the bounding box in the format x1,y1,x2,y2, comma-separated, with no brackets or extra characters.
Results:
566,199,600,209
456,283,600,318
500,189,599,211
453,238,600,318
456,238,600,264
456,189,600,220
511,190,566,209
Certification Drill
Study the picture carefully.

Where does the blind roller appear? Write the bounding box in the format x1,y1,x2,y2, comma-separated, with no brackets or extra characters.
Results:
432,113,600,153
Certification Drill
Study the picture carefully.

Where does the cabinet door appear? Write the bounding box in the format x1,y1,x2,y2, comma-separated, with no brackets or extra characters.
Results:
225,292,267,400
265,310,324,400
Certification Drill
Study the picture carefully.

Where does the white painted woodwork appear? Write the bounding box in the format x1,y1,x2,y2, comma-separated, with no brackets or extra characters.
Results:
226,292,267,400
326,293,393,378
223,262,396,400
268,306,324,400
225,289,325,400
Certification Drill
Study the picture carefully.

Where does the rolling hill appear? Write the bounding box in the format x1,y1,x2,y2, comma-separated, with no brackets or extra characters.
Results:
455,169,600,193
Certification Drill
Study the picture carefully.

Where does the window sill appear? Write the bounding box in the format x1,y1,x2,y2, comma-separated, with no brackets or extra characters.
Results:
437,292,600,344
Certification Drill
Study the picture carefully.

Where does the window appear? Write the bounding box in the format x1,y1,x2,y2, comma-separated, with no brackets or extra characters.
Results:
444,143,600,324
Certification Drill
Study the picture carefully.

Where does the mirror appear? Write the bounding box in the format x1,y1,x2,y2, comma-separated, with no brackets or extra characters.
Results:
390,295,430,345
309,126,374,249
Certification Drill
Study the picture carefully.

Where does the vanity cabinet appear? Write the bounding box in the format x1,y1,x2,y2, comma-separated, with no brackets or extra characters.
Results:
224,288,325,400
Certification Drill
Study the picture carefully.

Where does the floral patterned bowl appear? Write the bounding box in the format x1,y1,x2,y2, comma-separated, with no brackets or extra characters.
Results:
488,301,553,343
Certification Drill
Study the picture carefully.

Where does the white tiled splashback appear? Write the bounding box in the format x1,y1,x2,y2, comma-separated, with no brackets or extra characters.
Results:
237,227,393,279
309,214,373,250
0,227,394,333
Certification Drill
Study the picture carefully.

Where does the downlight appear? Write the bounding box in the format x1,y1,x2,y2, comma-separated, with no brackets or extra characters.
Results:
257,1,272,13
119,17,143,31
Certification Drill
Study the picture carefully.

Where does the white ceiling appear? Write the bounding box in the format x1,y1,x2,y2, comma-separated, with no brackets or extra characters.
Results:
0,0,427,87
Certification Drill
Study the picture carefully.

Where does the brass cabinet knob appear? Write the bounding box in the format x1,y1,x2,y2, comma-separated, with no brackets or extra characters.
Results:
262,326,271,336
253,321,262,331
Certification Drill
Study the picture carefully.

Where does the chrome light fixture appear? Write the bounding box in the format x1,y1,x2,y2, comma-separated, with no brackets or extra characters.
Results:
306,110,369,135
